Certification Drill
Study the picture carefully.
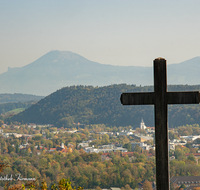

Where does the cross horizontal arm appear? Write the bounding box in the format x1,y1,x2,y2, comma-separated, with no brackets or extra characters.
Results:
120,92,154,105
167,91,200,104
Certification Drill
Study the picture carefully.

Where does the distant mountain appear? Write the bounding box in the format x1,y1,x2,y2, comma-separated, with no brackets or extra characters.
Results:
8,84,200,128
0,50,200,96
167,57,200,84
0,93,44,104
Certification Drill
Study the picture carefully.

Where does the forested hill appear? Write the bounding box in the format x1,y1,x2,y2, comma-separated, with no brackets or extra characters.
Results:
0,93,44,104
8,84,200,128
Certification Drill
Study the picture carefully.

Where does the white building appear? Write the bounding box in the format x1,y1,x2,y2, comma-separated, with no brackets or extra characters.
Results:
170,139,187,146
131,142,152,151
119,130,133,136
140,118,146,130
78,143,89,148
61,142,65,149
84,146,128,153
180,135,200,142
169,143,175,150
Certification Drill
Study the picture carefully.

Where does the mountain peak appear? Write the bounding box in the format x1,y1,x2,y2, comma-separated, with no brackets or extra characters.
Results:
44,50,88,61
24,50,89,69
173,56,200,66
0,51,200,95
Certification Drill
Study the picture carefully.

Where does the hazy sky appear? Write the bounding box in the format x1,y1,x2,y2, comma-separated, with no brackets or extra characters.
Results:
0,0,200,74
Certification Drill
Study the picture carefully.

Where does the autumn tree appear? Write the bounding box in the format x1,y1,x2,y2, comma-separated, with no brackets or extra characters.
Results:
193,187,200,190
142,180,152,190
187,153,196,163
124,184,132,190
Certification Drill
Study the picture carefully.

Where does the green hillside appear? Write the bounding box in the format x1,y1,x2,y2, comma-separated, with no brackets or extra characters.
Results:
0,93,44,103
8,84,200,128
0,101,38,115
7,108,25,114
3,108,25,118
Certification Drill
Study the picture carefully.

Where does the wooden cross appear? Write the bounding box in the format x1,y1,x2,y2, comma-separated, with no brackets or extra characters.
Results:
120,58,200,190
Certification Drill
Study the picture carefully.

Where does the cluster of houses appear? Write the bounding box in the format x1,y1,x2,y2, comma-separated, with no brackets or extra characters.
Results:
83,144,128,154
17,141,73,155
2,118,200,156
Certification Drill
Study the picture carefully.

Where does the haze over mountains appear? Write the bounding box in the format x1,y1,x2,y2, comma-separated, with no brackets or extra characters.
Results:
1,50,200,96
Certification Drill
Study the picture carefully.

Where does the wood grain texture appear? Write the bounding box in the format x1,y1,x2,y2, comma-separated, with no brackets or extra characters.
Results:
154,58,169,190
167,91,199,104
120,92,154,105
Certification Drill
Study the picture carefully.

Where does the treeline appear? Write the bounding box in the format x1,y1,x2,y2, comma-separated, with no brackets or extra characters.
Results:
8,84,200,128
0,93,44,104
0,150,155,189
0,101,37,115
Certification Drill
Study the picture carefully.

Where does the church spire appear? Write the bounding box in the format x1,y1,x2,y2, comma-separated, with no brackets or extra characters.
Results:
140,118,146,130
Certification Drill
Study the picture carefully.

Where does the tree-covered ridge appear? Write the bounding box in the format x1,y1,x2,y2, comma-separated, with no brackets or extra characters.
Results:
0,101,37,115
8,84,200,128
0,93,44,104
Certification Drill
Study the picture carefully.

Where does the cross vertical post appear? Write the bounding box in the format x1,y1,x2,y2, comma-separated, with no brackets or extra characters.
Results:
154,58,169,189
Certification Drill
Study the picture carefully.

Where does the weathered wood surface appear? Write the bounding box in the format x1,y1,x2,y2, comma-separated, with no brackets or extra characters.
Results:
167,91,199,104
154,59,169,190
121,91,199,105
120,58,200,190
120,92,154,105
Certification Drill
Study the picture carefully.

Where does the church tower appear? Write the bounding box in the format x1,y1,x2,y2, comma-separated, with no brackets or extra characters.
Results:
61,142,65,149
140,118,146,130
